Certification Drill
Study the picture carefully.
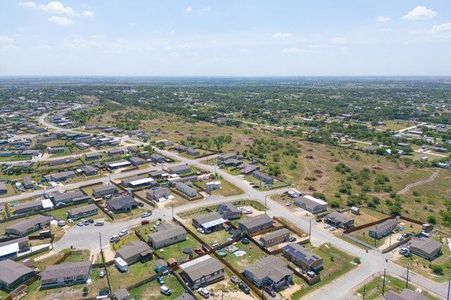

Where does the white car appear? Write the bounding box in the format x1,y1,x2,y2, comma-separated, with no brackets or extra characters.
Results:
160,285,172,296
323,224,330,229
198,288,210,298
329,226,337,232
119,229,128,237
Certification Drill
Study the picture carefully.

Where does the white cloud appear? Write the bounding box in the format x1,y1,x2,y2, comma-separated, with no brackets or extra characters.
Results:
35,44,52,50
431,22,451,33
283,47,303,53
82,10,94,17
18,1,36,8
169,29,176,35
376,16,390,23
63,38,99,49
403,6,437,21
185,6,193,12
272,32,292,38
0,36,15,47
331,37,347,44
48,15,73,26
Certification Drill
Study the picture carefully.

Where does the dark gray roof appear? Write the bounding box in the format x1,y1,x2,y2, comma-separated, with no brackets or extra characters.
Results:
370,219,398,234
409,237,442,255
192,212,223,225
325,211,353,224
260,228,290,242
245,255,292,282
283,243,322,266
117,240,152,261
6,215,51,234
180,255,223,282
0,259,35,285
114,288,130,300
149,222,186,244
13,199,42,212
239,214,272,230
107,194,137,210
41,261,91,281
385,289,428,300
68,204,98,216
51,189,87,203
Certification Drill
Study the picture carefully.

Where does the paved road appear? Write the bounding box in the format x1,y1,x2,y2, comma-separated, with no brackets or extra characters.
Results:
2,113,448,299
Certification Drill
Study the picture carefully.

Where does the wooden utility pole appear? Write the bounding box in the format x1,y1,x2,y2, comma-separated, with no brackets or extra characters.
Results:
406,265,410,288
382,269,386,295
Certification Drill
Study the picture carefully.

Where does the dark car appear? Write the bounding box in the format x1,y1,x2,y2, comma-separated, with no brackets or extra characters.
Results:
239,282,250,294
264,286,276,297
241,237,250,244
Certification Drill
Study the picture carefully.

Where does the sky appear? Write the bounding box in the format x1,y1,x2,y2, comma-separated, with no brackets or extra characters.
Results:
1,0,451,76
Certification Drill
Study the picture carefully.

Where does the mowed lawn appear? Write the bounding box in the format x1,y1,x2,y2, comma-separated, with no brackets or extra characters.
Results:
222,240,267,273
108,260,157,291
128,274,186,300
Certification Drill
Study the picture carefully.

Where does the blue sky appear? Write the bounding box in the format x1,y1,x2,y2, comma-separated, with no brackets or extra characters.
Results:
1,0,451,76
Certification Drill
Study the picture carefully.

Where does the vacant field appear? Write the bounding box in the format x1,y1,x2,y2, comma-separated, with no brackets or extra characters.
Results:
356,274,439,300
196,178,244,197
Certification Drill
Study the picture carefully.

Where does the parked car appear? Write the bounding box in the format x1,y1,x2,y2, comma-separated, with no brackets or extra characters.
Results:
198,288,210,299
83,220,90,226
119,229,128,237
88,219,94,224
231,276,239,284
239,282,250,294
197,227,205,234
138,202,144,207
99,269,105,278
157,276,165,285
141,220,150,225
57,220,66,227
241,238,250,244
288,236,296,242
96,288,110,300
329,226,337,232
160,285,172,296
95,220,105,226
110,235,120,243
142,212,152,218
77,222,84,227
323,224,330,229
264,286,276,297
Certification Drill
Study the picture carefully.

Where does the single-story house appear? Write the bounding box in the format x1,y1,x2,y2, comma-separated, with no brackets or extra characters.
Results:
408,237,442,261
107,149,125,156
80,165,98,176
0,259,36,291
240,164,259,175
48,158,75,167
369,219,398,239
23,176,33,189
238,214,273,235
129,156,147,166
13,199,43,215
252,170,274,185
67,204,99,220
259,228,290,248
282,243,323,272
113,288,131,300
385,289,428,300
116,240,152,265
168,165,192,175
85,152,102,161
92,184,117,198
146,187,171,202
192,212,226,234
149,154,165,163
105,160,131,170
40,261,92,288
49,190,90,206
148,222,187,249
5,215,52,237
174,182,197,198
218,153,237,162
121,176,155,189
179,255,224,289
324,211,354,229
294,195,328,214
243,255,293,291
217,203,241,220
44,171,76,182
0,237,30,260
107,194,137,213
